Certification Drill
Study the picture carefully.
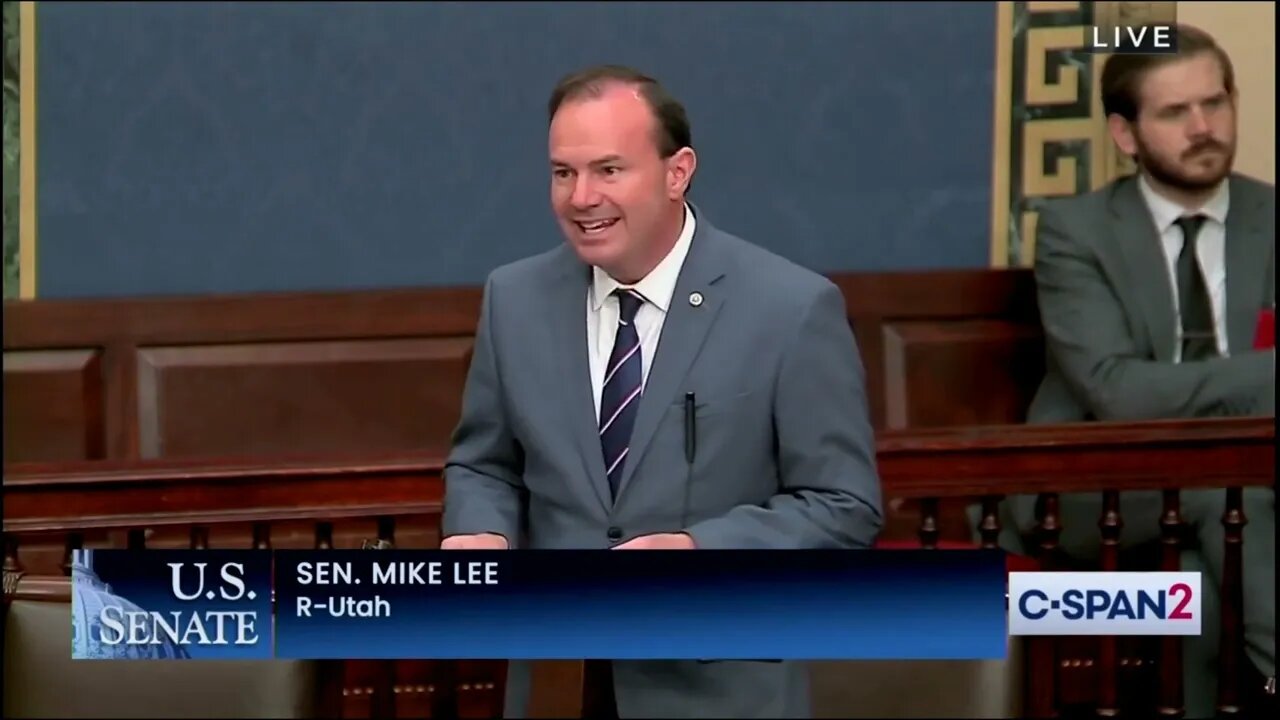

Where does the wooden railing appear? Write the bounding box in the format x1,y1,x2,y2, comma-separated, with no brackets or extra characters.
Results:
879,416,1275,718
4,416,1273,718
2,453,467,719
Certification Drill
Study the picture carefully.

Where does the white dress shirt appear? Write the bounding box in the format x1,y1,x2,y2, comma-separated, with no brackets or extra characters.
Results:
587,203,696,417
1138,175,1230,361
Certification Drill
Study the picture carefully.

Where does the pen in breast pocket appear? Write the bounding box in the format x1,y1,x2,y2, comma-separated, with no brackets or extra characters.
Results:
684,392,696,464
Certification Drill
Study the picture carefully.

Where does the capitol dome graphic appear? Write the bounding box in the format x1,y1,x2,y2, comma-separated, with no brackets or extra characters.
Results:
71,549,191,660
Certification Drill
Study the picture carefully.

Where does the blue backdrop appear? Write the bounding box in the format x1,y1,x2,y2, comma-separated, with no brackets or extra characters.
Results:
36,1,996,298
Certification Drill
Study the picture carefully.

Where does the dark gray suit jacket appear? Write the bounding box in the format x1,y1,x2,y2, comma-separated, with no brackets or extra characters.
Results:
443,209,884,718
1006,173,1275,540
1029,172,1275,423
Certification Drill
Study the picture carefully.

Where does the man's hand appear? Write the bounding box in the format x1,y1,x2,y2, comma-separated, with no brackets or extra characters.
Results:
440,533,509,550
611,532,697,550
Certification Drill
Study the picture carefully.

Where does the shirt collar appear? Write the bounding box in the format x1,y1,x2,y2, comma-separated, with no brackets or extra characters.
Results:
591,203,696,313
1138,173,1230,233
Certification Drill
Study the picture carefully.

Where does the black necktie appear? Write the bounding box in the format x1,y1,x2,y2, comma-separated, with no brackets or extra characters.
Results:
599,289,645,498
1173,214,1218,361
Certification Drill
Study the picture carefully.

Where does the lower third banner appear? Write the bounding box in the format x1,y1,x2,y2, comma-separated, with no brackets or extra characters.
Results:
71,549,1007,660
272,549,1006,660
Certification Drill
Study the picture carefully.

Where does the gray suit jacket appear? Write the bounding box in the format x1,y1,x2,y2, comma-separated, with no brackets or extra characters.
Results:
1029,172,1275,424
1007,173,1275,539
443,210,884,718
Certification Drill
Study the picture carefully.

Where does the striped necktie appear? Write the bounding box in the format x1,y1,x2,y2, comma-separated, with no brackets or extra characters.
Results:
599,289,646,498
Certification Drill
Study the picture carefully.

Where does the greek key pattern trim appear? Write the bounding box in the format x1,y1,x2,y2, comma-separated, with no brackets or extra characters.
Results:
990,2,1175,267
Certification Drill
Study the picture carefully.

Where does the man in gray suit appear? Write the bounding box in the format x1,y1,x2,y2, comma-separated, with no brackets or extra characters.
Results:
1010,25,1275,716
440,65,883,718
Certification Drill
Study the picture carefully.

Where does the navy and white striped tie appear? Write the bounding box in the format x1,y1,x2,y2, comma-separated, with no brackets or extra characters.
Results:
599,289,646,498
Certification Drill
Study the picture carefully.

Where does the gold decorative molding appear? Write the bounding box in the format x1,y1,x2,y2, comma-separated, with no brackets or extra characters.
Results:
1025,26,1086,106
989,1,1015,269
989,1,1174,267
18,0,37,299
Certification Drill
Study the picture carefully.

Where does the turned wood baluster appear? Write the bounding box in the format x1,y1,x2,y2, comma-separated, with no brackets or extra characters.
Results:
190,526,209,550
377,517,396,547
1037,494,1062,567
2,536,22,607
1030,492,1061,719
62,533,84,575
918,498,939,549
371,517,399,720
252,523,271,550
4,535,23,575
310,521,344,718
315,522,334,550
1097,490,1122,717
1158,490,1185,717
979,496,1002,549
1216,487,1246,716
387,513,461,720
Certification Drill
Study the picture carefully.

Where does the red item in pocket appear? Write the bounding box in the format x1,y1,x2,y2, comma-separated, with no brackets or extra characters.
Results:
1254,306,1275,349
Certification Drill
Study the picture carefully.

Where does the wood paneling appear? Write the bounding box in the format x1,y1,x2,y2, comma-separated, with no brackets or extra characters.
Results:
834,269,1040,430
3,349,106,461
136,338,470,458
2,269,1043,550
4,287,482,463
3,270,1042,464
882,319,1044,428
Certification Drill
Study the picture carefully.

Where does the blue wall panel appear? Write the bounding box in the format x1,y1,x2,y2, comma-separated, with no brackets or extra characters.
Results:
36,1,996,298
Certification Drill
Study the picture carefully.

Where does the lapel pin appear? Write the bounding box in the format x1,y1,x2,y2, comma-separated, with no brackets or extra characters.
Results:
689,292,704,307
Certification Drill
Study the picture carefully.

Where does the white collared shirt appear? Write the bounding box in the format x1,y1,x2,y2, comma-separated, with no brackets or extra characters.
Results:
587,203,696,417
1138,175,1230,361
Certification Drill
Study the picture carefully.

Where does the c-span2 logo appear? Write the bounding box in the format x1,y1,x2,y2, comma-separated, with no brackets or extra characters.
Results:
1009,572,1200,636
